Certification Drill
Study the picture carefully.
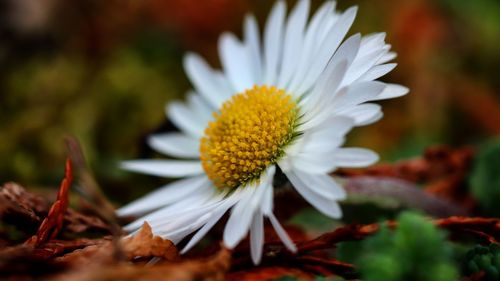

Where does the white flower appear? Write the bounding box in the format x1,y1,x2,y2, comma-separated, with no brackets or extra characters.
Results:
118,0,408,264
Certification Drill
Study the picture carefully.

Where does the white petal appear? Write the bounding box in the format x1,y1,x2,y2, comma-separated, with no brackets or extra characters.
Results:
372,84,409,100
295,7,357,94
299,60,349,130
268,212,297,252
378,51,397,64
359,32,386,51
260,182,273,215
223,167,275,249
299,34,362,122
283,152,337,174
328,33,361,71
277,0,310,88
297,116,354,154
180,194,239,254
292,171,346,200
259,166,276,215
124,184,215,232
148,132,200,158
263,0,286,84
332,147,379,167
121,159,203,177
357,63,397,82
288,1,334,92
336,103,382,126
285,170,343,218
187,92,214,122
183,53,231,108
307,32,362,103
359,110,383,126
219,33,253,92
117,176,208,216
342,48,387,87
332,81,386,110
244,15,263,85
145,191,223,234
223,187,257,248
250,210,264,265
166,101,206,137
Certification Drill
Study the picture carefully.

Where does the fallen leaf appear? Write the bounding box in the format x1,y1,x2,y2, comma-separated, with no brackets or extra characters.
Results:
121,222,178,261
56,223,178,266
47,245,230,281
64,208,111,234
226,266,313,281
0,182,48,226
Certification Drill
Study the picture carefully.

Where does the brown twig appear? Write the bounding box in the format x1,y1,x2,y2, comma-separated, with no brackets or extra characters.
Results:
24,159,72,247
64,136,125,261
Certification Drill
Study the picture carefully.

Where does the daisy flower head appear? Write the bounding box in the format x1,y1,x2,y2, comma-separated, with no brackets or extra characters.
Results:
118,0,408,264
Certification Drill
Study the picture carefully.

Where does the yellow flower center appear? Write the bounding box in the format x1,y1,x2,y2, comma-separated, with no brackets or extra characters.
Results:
200,85,299,190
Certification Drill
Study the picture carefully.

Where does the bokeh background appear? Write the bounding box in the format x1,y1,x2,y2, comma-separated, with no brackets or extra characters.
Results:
1,0,499,204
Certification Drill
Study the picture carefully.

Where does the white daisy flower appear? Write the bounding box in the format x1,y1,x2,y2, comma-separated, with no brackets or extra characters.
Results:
118,0,408,264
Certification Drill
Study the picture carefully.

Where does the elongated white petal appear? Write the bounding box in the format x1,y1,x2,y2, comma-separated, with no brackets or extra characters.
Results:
357,63,397,82
180,192,241,253
187,92,214,121
299,60,349,130
167,101,206,137
295,7,357,94
223,187,257,248
223,167,275,248
303,32,361,107
288,1,334,93
184,53,231,108
277,0,309,88
268,212,297,252
263,0,286,84
360,32,386,51
250,210,264,264
148,133,200,158
373,84,409,100
260,182,273,215
379,51,397,64
285,152,337,174
181,209,225,253
285,171,343,218
121,159,203,177
297,116,354,155
244,15,263,84
342,48,387,87
332,147,379,167
219,33,253,92
117,176,208,216
291,171,346,200
125,184,215,231
332,81,386,110
337,103,382,126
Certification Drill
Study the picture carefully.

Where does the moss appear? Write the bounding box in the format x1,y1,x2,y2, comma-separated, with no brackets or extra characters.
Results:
470,139,500,216
355,212,458,281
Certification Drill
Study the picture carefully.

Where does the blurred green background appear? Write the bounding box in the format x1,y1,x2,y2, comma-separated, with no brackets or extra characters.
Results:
0,0,499,204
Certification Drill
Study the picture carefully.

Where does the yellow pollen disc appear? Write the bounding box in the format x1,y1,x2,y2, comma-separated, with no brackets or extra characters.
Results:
200,85,298,190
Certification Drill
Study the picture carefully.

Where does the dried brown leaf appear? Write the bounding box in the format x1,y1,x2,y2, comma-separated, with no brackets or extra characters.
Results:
47,246,230,281
226,266,313,281
121,222,178,261
0,182,48,224
56,223,178,266
64,208,111,234
54,237,114,266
